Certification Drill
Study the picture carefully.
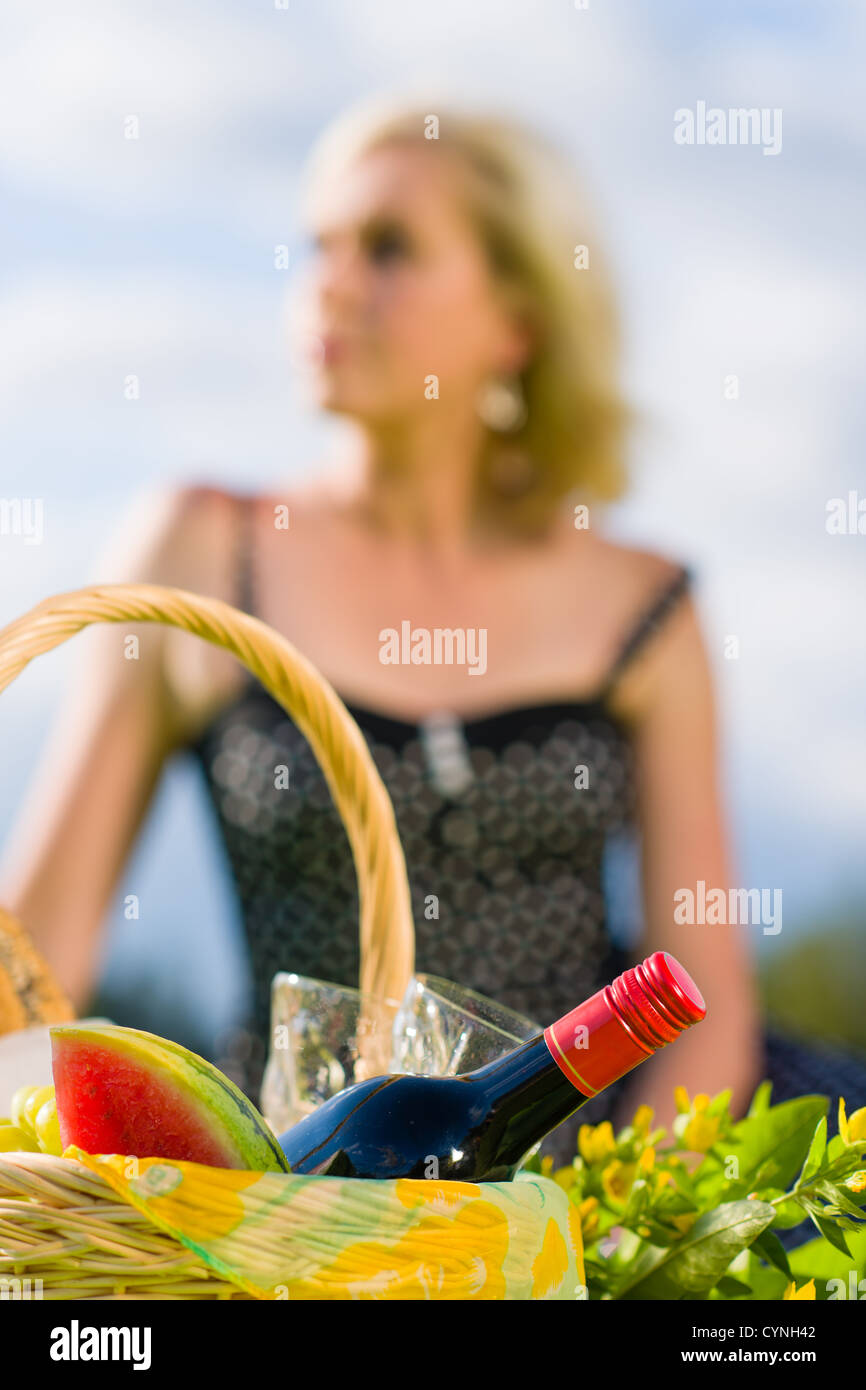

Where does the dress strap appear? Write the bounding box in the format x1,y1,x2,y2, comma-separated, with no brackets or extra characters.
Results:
599,564,692,699
233,491,258,617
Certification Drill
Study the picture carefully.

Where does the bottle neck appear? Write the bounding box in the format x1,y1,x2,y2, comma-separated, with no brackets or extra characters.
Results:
468,1035,592,1168
470,964,704,1121
465,953,706,1169
470,1034,566,1099
471,982,652,1108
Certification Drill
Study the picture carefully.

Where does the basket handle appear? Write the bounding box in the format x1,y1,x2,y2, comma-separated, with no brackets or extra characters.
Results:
0,583,415,1009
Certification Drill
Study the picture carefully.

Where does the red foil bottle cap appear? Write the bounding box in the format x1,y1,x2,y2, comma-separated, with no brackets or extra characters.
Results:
543,951,707,1097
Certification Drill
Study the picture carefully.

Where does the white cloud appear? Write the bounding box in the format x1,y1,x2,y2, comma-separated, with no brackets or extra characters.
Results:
0,1,309,225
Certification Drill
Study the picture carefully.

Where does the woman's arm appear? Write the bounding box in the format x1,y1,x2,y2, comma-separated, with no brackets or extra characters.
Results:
0,486,219,1010
609,589,764,1134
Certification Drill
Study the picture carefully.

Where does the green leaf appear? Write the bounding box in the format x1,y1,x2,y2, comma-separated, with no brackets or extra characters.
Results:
798,1117,827,1185
708,1089,733,1117
789,1226,866,1280
774,1202,810,1230
616,1200,776,1300
715,1275,753,1297
653,1187,698,1216
741,1252,789,1300
622,1177,651,1225
751,1227,792,1276
724,1096,828,1193
810,1212,851,1257
623,1219,683,1248
824,1148,866,1181
750,1187,807,1228
747,1079,773,1117
612,1227,643,1265
815,1182,866,1221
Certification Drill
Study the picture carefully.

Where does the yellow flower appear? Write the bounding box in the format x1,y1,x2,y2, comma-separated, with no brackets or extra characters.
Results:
839,1098,866,1145
632,1104,654,1136
675,1090,727,1150
671,1213,697,1235
601,1159,637,1207
552,1165,578,1193
578,1121,616,1166
581,1211,599,1238
540,1154,554,1177
845,1170,866,1194
655,1170,675,1191
673,1086,691,1114
683,1110,721,1153
638,1146,656,1174
576,1195,599,1236
784,1278,816,1301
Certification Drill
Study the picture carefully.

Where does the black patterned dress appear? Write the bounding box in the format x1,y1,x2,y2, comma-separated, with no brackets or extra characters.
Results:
183,493,866,1165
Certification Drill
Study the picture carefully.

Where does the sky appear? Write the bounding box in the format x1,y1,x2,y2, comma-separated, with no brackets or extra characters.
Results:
0,0,864,1050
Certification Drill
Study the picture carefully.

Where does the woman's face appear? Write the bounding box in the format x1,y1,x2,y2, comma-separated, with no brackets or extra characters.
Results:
294,142,528,425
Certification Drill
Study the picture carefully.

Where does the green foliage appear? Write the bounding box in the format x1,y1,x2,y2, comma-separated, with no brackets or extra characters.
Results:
698,1096,828,1198
539,1082,866,1301
758,918,866,1051
616,1201,776,1300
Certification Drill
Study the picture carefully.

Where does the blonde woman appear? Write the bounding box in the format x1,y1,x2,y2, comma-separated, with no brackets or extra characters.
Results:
1,101,769,1160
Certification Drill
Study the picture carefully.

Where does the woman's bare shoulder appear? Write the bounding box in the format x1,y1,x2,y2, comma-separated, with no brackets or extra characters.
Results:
95,483,259,734
586,536,704,722
586,530,684,594
114,472,349,594
98,482,240,597
253,472,363,535
544,516,697,714
548,511,687,601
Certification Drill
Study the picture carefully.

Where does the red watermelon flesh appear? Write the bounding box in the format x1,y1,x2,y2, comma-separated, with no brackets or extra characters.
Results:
50,1024,289,1171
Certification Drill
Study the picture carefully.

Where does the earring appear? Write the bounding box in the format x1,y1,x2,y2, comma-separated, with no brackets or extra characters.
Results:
486,447,537,497
476,375,527,433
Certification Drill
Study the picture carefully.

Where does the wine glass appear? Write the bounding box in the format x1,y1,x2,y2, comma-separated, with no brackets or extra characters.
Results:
392,974,540,1076
260,973,402,1134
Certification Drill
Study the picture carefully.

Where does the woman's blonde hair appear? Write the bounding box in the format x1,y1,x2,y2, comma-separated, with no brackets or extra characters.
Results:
303,98,629,532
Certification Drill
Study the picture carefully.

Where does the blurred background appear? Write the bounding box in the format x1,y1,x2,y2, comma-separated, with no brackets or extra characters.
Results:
1,0,864,1063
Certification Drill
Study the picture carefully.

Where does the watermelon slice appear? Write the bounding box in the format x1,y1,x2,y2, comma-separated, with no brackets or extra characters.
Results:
50,1023,289,1171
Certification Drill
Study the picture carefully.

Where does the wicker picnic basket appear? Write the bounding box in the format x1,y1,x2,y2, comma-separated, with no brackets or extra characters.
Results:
0,585,583,1300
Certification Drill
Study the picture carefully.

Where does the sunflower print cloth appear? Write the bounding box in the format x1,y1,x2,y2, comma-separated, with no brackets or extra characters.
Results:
70,1148,584,1301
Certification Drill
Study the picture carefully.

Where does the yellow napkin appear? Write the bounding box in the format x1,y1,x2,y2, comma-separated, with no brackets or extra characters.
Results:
70,1148,584,1301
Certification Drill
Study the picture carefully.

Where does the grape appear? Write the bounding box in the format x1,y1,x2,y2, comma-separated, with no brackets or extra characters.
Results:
10,1085,42,1131
22,1086,55,1134
34,1096,62,1155
0,1124,40,1153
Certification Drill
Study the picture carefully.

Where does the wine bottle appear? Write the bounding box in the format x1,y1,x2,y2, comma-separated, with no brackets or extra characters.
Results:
278,951,705,1181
